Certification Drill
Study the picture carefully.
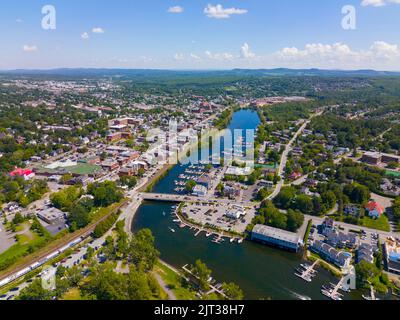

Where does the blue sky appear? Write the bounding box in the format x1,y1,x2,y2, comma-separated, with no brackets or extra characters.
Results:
1,0,400,70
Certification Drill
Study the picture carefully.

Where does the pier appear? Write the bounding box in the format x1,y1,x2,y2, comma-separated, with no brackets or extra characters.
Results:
321,278,345,300
295,260,319,283
182,264,228,299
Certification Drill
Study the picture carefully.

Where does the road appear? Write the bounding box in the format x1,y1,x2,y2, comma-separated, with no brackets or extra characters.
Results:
267,113,321,200
140,192,257,208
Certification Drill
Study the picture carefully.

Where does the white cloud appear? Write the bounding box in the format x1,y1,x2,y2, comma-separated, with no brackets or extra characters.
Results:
240,43,255,59
204,4,247,19
273,41,400,69
174,53,185,61
190,53,201,60
23,45,38,52
92,27,105,34
205,50,234,61
361,0,400,6
168,6,184,13
81,32,90,40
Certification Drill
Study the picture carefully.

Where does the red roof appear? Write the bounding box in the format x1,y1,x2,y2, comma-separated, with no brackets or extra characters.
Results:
10,168,34,177
365,201,384,214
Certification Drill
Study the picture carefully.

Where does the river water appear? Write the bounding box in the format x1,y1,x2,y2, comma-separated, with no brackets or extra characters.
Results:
132,109,342,300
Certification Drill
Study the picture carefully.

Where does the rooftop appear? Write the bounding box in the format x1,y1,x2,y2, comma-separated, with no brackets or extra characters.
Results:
252,224,300,244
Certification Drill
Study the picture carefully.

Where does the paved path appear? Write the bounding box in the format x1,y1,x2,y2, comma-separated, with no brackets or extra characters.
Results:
152,272,177,300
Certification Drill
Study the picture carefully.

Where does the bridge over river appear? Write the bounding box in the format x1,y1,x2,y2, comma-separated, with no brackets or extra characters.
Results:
139,192,257,208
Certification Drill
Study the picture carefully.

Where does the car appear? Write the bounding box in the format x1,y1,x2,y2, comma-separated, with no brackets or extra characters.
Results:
7,295,15,300
0,294,7,299
9,287,19,292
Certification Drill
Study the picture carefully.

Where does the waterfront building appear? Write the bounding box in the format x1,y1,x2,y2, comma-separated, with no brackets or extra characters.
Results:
225,205,246,220
192,185,207,197
311,240,352,270
251,224,303,252
384,237,400,275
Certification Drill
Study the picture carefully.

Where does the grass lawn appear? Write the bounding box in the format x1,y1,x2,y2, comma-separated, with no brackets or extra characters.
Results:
361,215,391,232
154,261,197,300
61,287,82,300
0,226,47,270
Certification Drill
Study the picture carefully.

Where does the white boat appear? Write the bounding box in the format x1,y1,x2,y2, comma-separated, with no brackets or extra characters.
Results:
230,238,235,243
238,239,243,244
169,228,176,233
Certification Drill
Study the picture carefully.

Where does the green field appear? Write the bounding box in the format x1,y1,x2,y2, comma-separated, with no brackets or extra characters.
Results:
385,170,400,178
0,223,47,271
154,261,197,300
361,215,391,232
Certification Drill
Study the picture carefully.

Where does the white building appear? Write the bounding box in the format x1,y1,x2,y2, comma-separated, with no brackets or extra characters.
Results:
225,205,246,219
192,185,207,197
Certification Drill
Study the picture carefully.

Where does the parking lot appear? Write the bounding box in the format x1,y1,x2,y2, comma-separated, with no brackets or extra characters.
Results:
182,202,255,233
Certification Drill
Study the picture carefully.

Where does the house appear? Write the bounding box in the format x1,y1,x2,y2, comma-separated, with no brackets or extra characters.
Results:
289,172,302,180
344,204,360,217
10,167,35,180
357,243,374,264
365,201,384,219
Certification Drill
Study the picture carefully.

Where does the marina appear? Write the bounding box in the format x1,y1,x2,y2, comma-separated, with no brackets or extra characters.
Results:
132,110,344,300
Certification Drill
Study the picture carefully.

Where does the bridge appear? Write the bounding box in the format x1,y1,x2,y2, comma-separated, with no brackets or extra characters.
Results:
139,192,256,207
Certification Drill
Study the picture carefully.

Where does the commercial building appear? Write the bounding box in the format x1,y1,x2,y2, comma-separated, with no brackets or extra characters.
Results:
37,207,65,224
251,224,303,252
192,185,207,197
361,152,381,165
225,205,246,220
361,151,400,166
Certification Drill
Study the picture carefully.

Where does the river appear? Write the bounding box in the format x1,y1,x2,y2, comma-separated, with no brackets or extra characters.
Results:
132,109,341,300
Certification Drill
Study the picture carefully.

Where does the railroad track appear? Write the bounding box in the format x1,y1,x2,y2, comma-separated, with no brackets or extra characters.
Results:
0,199,129,283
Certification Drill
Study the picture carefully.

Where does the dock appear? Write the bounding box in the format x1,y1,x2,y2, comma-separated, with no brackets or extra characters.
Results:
321,278,345,300
295,260,319,283
182,265,228,299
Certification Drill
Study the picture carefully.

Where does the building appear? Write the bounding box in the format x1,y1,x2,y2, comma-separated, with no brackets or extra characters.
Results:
384,237,400,275
344,204,361,217
192,185,207,197
225,166,253,176
311,240,352,270
357,243,374,264
197,175,211,189
365,201,384,219
119,167,136,177
251,224,303,252
225,205,246,220
101,160,120,172
361,151,400,166
37,207,65,224
10,167,35,180
325,229,359,249
361,152,381,165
